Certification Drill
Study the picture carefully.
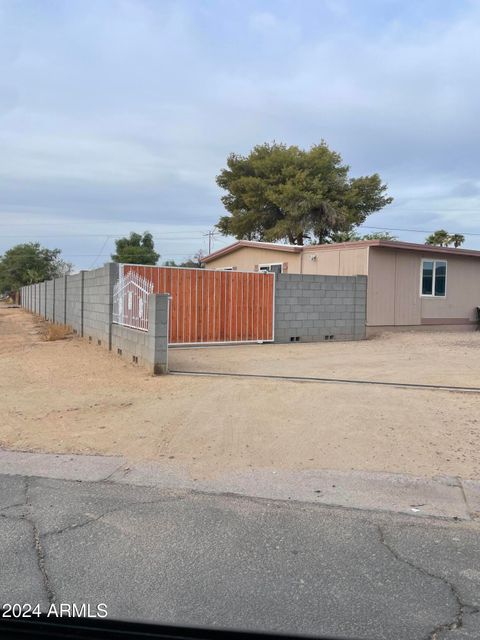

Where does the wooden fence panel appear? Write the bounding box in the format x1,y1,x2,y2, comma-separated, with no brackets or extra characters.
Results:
122,265,274,344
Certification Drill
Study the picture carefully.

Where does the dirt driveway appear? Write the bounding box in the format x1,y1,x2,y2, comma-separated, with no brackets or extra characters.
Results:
1,306,480,480
169,333,480,388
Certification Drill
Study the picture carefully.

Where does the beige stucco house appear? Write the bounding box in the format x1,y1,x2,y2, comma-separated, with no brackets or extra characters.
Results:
203,239,480,335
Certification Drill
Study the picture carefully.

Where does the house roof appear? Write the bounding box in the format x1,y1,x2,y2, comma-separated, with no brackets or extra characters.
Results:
203,240,302,262
203,239,480,262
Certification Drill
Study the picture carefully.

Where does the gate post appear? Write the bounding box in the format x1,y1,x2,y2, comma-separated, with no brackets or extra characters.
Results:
147,293,169,375
107,262,119,350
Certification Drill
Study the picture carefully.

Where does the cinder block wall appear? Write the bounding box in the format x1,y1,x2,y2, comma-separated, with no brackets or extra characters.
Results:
274,274,367,342
19,265,169,375
42,281,47,317
111,293,169,374
36,283,41,314
65,272,84,334
20,264,117,341
45,280,55,321
82,263,118,348
54,276,67,325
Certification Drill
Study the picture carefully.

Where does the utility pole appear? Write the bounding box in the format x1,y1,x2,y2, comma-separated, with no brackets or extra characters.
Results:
203,229,216,254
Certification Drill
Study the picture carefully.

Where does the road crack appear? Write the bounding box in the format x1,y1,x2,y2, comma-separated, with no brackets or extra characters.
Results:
0,501,27,513
377,525,479,639
41,494,187,538
24,477,56,606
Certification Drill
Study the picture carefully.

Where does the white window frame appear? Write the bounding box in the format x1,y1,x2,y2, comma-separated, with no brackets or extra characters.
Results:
420,259,447,298
258,262,283,273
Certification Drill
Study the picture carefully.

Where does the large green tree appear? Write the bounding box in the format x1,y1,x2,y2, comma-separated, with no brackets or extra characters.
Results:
0,243,71,295
216,142,393,245
112,232,160,265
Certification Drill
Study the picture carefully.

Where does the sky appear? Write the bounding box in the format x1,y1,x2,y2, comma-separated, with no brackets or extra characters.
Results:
1,0,480,270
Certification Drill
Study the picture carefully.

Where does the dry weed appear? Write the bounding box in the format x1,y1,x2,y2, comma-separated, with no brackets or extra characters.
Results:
42,323,72,341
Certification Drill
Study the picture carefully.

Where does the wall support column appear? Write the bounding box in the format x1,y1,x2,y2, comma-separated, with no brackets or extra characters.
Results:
147,293,169,374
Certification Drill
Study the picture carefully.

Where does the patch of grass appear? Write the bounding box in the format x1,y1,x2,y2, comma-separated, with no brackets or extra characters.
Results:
42,323,73,341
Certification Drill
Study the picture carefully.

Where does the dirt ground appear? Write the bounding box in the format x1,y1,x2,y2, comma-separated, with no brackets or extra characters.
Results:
169,333,480,387
1,306,480,480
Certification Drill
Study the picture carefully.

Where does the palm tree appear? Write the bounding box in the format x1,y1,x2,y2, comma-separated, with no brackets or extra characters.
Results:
425,229,450,247
449,233,465,248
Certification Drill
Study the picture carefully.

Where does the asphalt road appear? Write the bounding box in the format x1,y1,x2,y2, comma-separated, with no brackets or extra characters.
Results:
1,473,480,640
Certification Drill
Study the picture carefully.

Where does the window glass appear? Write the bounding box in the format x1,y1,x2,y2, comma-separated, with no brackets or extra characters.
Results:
259,264,282,274
434,261,447,296
422,261,434,295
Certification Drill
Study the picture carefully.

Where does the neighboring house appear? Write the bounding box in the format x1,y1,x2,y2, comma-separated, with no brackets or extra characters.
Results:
203,239,480,335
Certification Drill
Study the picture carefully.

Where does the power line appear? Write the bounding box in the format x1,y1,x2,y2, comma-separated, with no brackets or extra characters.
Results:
88,236,111,270
1,225,480,236
3,208,480,225
359,225,480,236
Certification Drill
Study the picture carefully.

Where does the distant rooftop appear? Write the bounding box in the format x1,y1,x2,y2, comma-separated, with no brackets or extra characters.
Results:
203,239,480,262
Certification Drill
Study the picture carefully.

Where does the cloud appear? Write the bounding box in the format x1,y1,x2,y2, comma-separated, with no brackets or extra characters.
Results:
1,0,480,268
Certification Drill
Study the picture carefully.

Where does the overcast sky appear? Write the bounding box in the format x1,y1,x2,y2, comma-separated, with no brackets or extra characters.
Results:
1,0,480,269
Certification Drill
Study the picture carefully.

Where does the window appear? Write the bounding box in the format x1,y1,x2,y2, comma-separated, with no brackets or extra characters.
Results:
421,259,447,297
259,263,283,274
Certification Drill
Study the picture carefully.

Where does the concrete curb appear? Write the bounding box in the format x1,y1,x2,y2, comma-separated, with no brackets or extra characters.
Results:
1,449,478,521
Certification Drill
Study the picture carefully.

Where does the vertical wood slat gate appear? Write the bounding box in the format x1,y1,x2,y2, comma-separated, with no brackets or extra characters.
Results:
121,265,275,345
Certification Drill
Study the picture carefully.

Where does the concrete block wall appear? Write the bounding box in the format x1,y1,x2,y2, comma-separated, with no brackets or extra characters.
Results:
148,294,169,374
111,293,169,374
19,265,169,375
20,265,116,340
35,283,40,314
65,272,84,334
83,263,118,348
36,283,40,315
42,281,47,317
45,280,55,321
54,276,67,325
274,273,367,342
21,286,27,310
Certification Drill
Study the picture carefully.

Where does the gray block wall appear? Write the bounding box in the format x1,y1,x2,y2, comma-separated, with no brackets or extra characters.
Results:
111,294,169,374
42,281,47,317
83,263,118,348
65,272,84,335
54,276,67,325
19,264,169,375
45,280,55,321
274,274,367,342
19,265,366,373
20,265,117,339
36,283,41,314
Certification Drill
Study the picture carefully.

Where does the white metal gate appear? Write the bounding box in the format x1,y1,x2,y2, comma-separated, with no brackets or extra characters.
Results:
112,270,153,331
